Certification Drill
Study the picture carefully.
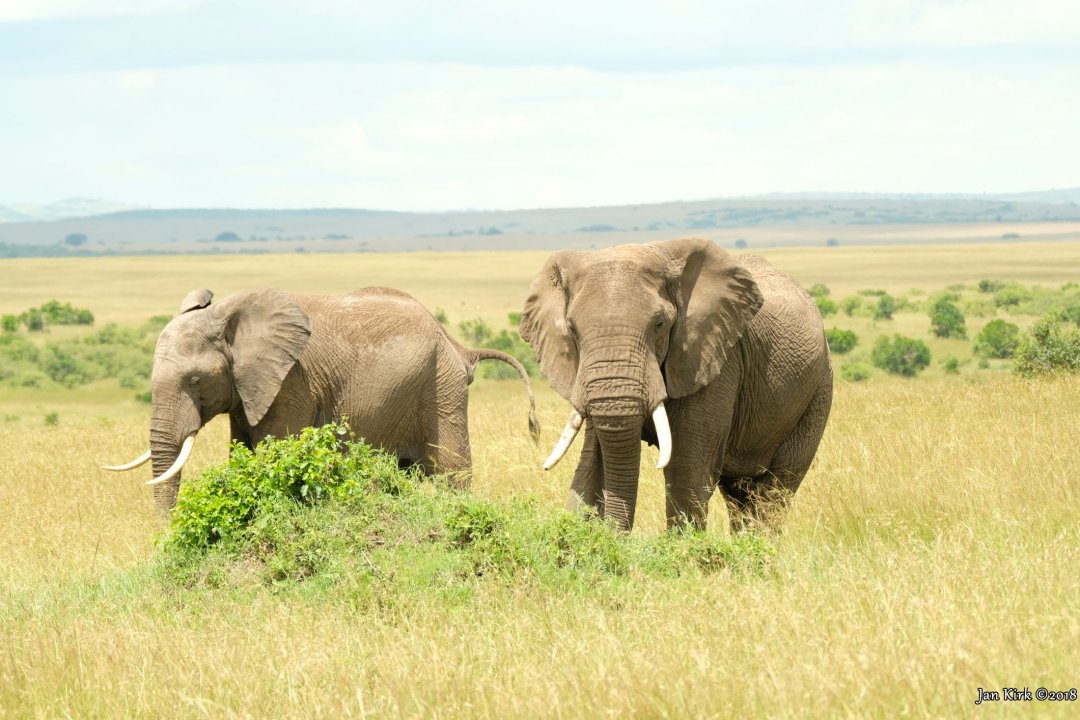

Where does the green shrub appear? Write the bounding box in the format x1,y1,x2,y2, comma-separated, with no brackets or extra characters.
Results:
941,355,960,374
841,296,869,317
815,296,837,317
1,315,17,333
38,299,94,325
993,283,1032,308
929,297,967,339
824,327,858,354
1014,314,1080,377
161,423,776,594
808,284,830,298
873,293,896,321
871,335,931,377
459,317,539,379
44,412,59,426
978,279,1005,293
23,310,45,332
433,307,448,325
973,319,1020,359
840,362,872,382
858,288,887,297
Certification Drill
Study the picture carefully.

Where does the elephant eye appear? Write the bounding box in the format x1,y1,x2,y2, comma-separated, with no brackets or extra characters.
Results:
565,319,577,336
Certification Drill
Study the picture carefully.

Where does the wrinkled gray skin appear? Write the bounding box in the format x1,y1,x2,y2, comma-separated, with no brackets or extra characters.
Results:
148,287,537,511
521,238,832,532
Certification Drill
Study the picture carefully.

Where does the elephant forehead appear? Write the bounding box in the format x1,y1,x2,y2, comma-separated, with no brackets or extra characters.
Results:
575,254,667,288
155,323,215,360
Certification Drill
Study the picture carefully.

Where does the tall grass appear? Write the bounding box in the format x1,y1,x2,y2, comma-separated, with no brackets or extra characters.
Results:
1,373,1077,717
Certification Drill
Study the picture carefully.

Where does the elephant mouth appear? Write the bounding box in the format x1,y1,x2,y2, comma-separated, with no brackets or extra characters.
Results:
541,403,671,471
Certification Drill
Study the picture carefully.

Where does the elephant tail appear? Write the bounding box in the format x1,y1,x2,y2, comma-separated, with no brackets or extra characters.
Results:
470,348,540,443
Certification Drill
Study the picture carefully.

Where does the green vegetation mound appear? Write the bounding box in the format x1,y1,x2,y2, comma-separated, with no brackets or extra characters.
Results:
160,423,774,597
1014,313,1080,377
871,334,931,377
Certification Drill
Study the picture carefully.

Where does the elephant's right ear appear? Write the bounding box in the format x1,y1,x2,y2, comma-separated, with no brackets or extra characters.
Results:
178,289,214,315
214,289,312,427
520,250,580,401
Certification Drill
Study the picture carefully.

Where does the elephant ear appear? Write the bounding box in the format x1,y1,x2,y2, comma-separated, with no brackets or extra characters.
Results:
520,250,580,401
214,289,312,427
178,288,213,315
657,238,764,399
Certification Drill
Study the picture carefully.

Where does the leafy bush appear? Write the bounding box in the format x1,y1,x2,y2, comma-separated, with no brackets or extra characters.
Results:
978,279,1005,293
840,362,872,382
824,327,858,354
815,296,837,317
973,319,1020,359
1,315,17,333
992,283,1032,308
871,334,931,377
1014,314,1080,377
161,423,776,594
38,299,94,325
929,297,967,339
808,284,830,298
841,296,870,317
459,317,539,379
45,412,59,426
940,355,960,374
873,293,896,321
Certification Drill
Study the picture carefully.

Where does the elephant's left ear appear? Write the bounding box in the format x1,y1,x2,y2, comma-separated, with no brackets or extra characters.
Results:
215,289,312,427
178,288,214,314
657,238,764,399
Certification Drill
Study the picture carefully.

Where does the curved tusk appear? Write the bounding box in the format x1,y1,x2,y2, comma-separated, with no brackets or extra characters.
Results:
145,434,197,486
542,411,583,470
101,449,152,472
653,403,672,470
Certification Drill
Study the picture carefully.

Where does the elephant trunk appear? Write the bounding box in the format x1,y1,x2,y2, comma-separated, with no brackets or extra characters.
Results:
574,331,667,531
149,391,201,511
593,417,644,530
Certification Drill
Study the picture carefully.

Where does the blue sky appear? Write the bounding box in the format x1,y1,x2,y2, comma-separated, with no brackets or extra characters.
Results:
2,1,1079,210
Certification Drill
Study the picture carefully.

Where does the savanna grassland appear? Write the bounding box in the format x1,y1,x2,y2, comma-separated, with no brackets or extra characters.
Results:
1,241,1078,718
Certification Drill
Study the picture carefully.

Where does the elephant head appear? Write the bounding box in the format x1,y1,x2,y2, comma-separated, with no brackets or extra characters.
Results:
520,238,763,529
105,288,311,510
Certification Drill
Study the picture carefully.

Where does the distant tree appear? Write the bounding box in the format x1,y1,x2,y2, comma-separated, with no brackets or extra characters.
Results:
973,319,1020,359
214,231,241,242
977,278,1005,294
22,310,45,332
815,296,837,317
825,238,839,247
1,314,17,333
825,327,858,354
873,293,896,321
808,284,830,298
733,238,748,249
872,334,931,377
929,297,967,338
63,233,88,247
1014,313,1080,377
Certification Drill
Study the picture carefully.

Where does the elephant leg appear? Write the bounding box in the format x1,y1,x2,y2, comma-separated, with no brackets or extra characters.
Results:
720,381,832,532
663,382,736,531
425,389,472,489
566,422,603,515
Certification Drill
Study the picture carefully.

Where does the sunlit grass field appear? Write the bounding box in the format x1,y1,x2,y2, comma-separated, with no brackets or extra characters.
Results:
1,241,1078,717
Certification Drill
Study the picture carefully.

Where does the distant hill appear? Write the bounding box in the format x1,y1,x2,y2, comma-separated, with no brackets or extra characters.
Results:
2,191,1080,258
0,198,138,224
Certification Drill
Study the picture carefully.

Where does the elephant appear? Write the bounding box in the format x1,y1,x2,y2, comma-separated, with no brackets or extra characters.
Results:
520,237,832,532
105,286,539,511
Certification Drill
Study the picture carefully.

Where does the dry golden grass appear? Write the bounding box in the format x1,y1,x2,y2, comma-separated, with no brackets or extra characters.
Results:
1,242,1078,717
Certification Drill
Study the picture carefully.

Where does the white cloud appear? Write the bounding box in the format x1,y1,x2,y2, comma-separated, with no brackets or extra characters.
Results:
0,0,200,23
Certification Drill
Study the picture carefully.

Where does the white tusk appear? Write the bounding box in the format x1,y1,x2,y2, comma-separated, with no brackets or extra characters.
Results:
146,434,197,486
653,403,672,470
542,411,583,470
101,449,152,472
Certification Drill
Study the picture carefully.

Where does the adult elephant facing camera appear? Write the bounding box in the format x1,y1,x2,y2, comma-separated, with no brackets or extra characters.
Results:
106,287,538,511
521,238,831,532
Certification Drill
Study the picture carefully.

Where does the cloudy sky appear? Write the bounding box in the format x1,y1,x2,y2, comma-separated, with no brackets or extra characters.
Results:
1,0,1079,210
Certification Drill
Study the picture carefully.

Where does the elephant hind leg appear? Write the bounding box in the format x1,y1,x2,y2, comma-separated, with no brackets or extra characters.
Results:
719,381,832,533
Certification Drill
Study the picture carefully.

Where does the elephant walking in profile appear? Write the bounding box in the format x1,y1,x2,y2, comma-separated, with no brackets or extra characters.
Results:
105,287,538,511
520,238,832,532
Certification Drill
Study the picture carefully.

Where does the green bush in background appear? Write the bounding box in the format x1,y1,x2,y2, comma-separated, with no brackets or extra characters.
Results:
871,334,932,377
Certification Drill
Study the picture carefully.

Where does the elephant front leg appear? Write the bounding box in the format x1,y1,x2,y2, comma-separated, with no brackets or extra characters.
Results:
566,422,604,515
662,387,734,531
